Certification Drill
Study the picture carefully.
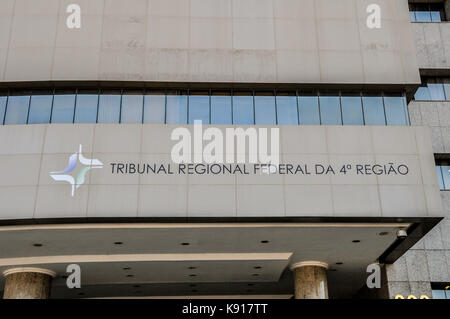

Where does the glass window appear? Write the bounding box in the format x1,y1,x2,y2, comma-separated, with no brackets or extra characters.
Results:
4,94,30,125
384,95,409,126
28,92,53,124
211,91,232,125
441,166,450,190
341,95,364,125
144,92,165,124
437,166,445,190
410,12,416,22
98,91,121,123
298,94,320,125
319,95,342,125
428,83,446,101
363,95,386,125
430,11,442,22
415,11,431,22
432,290,447,299
276,92,298,125
255,92,276,125
74,90,98,123
166,92,188,124
444,82,450,101
414,86,431,100
121,92,143,123
0,95,8,124
189,91,210,124
51,91,76,123
233,92,254,125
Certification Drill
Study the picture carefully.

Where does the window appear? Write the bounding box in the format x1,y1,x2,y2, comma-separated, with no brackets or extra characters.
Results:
254,92,276,125
28,91,53,124
0,89,411,127
189,91,210,124
233,92,254,125
341,94,364,125
98,91,121,123
121,91,143,123
166,91,188,124
363,95,386,125
211,91,232,125
276,92,298,125
0,95,6,124
4,94,30,125
384,95,409,126
74,90,98,123
319,94,342,125
436,162,450,191
298,93,320,125
143,92,165,124
431,284,450,299
51,91,76,123
409,3,446,22
414,78,450,101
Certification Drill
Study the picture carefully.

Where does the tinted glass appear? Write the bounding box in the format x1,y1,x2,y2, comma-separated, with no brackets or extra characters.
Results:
51,94,75,123
211,93,232,124
166,94,187,124
444,83,450,101
98,93,121,123
144,94,165,124
415,11,431,22
4,95,30,125
437,166,445,190
298,95,320,125
28,95,53,124
414,86,431,100
189,93,210,124
428,83,446,101
384,96,409,125
233,94,254,125
319,95,341,125
442,166,450,190
276,94,298,125
341,95,364,125
255,94,276,125
363,95,385,125
75,93,98,123
430,11,441,22
0,96,6,124
121,93,143,123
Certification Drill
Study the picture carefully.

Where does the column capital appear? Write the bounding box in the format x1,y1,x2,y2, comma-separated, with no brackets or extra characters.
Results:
3,267,56,278
290,261,328,271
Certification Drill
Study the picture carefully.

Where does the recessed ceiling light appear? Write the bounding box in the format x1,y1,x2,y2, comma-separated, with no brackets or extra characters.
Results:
336,262,343,265
352,240,361,243
133,285,140,288
252,274,259,277
379,232,389,236
123,267,131,271
181,242,190,246
247,283,255,286
189,274,197,277
114,242,123,245
126,274,134,278
254,266,262,269
33,243,43,247
260,240,269,244
188,266,197,270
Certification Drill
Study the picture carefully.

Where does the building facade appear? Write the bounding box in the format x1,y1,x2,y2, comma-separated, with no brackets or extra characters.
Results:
0,0,448,299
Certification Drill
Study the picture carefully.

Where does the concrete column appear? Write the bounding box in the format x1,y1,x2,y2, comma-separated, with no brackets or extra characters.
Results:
291,261,329,299
3,268,56,299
